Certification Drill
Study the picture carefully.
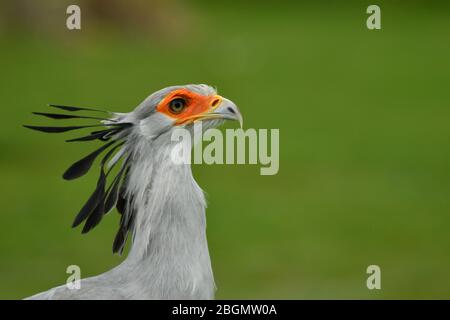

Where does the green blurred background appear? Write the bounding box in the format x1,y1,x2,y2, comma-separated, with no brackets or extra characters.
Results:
1,0,450,299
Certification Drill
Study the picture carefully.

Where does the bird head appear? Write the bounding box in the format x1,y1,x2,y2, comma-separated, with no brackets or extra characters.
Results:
24,84,242,254
120,84,242,140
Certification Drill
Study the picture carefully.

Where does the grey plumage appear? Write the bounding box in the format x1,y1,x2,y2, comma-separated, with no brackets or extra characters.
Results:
25,84,242,300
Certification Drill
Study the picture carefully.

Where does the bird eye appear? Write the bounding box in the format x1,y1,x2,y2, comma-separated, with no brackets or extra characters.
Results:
168,98,186,114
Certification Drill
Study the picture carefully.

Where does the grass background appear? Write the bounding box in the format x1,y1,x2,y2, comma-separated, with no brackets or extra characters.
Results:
1,1,450,299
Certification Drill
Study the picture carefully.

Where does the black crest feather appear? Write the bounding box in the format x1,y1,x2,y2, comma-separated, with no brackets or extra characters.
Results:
66,129,120,142
49,104,107,113
112,168,135,254
76,142,125,232
104,164,128,214
23,125,102,133
63,141,116,181
72,170,107,228
33,112,113,122
25,103,135,254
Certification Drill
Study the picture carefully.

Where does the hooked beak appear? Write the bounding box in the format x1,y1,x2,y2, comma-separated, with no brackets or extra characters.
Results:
177,96,243,128
201,96,243,128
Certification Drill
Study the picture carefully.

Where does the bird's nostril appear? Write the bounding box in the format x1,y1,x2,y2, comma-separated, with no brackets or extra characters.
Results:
211,99,220,107
227,107,236,114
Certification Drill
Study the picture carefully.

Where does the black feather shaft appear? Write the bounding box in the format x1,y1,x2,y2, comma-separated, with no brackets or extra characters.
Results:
66,129,119,142
23,125,102,133
48,104,107,113
32,112,114,122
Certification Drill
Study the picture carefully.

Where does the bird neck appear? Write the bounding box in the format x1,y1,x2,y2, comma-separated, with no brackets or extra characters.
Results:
121,138,215,299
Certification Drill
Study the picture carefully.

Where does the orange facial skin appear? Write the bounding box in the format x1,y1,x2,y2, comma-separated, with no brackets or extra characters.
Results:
156,89,222,125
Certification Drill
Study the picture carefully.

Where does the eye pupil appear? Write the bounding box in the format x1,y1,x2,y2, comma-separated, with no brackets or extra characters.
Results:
169,98,186,114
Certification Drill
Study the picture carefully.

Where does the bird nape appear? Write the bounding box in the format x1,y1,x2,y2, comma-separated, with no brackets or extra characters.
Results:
24,84,242,300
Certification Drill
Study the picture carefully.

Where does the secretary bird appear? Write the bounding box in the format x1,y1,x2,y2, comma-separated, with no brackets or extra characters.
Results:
24,84,242,300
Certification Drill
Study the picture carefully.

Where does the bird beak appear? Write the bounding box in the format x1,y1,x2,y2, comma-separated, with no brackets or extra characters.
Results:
201,96,243,128
175,96,243,128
